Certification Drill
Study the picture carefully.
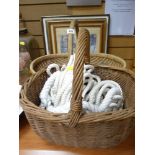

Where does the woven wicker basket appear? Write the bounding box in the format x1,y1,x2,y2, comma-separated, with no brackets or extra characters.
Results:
20,28,134,148
30,53,126,74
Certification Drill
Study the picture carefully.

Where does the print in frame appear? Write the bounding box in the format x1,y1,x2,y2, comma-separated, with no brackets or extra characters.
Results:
42,15,110,54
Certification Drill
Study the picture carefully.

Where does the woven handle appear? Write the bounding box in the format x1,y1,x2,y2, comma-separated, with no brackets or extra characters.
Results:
68,28,90,127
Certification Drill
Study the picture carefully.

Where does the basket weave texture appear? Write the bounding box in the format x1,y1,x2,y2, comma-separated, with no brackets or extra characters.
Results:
20,28,134,148
30,53,126,74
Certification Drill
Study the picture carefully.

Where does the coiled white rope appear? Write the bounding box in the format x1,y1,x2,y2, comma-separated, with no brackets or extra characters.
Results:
40,55,75,108
40,62,124,113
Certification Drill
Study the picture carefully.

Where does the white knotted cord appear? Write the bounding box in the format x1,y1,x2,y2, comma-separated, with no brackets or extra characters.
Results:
40,63,124,113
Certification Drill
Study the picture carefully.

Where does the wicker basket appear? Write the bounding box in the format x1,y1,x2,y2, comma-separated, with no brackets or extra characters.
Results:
20,28,134,148
30,53,126,74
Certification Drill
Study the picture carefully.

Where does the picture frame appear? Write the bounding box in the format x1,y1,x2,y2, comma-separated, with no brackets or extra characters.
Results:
42,15,110,54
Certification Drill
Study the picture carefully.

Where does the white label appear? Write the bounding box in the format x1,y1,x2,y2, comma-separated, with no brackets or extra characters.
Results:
67,29,75,34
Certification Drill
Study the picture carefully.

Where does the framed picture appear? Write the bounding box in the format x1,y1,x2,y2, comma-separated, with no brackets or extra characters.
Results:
42,15,110,54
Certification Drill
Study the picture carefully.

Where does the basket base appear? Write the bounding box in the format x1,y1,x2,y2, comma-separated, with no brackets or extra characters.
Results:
26,113,134,148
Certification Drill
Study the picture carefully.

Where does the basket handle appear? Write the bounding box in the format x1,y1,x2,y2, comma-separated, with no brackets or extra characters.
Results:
68,28,90,127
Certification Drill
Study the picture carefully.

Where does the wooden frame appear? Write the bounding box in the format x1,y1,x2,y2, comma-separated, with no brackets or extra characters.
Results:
42,15,110,54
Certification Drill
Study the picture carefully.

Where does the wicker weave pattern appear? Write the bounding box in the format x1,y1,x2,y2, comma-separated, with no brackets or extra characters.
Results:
30,54,126,74
25,113,134,148
20,29,134,148
68,28,90,127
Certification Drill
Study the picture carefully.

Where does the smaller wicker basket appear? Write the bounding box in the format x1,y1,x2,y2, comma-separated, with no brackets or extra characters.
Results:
30,53,126,74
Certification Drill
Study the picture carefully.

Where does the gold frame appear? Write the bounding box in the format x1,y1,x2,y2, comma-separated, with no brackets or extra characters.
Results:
42,15,109,54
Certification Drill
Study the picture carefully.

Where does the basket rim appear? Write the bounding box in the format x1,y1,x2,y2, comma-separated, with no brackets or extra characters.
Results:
20,66,134,124
30,53,127,74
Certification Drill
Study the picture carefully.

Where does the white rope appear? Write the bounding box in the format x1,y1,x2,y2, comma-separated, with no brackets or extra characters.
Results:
83,87,123,113
39,71,59,108
55,55,74,107
40,55,74,108
40,63,124,113
46,64,60,76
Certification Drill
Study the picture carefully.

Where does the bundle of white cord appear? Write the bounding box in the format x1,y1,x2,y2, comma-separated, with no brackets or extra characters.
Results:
39,60,124,113
39,54,75,112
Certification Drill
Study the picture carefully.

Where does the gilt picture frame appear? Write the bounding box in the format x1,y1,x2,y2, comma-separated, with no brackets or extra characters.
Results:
42,15,110,54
